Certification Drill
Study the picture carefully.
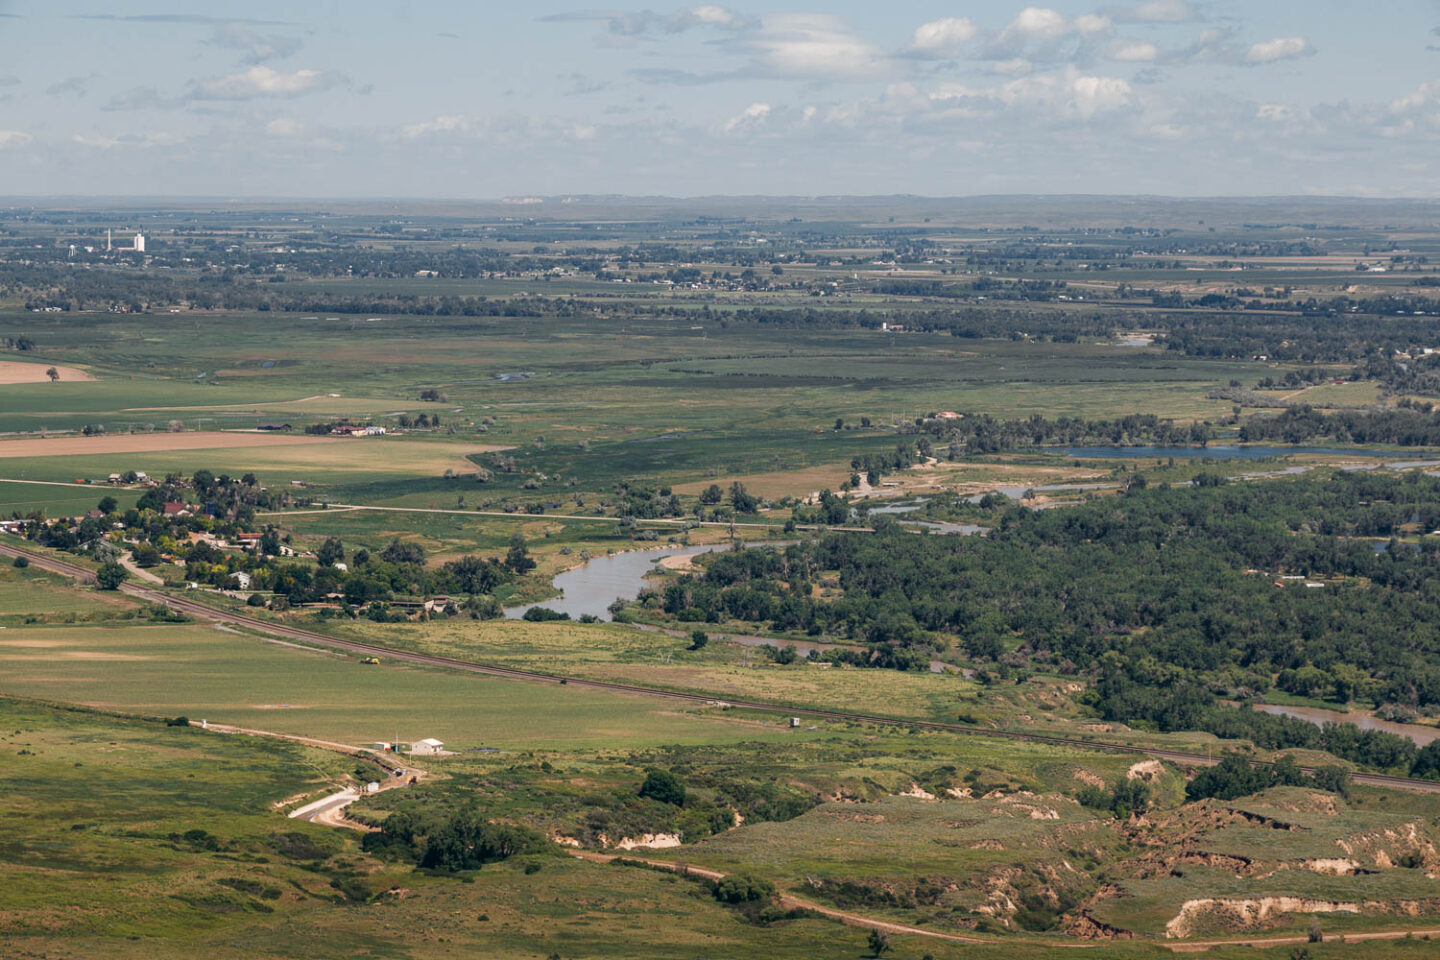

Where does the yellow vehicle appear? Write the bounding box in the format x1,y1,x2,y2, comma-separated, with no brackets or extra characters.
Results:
359,656,380,665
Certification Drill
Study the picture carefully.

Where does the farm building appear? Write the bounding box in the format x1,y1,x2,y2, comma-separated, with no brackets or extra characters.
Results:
162,502,192,517
410,738,445,756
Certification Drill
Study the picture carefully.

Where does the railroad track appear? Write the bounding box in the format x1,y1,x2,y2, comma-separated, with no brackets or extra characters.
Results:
4,539,1439,794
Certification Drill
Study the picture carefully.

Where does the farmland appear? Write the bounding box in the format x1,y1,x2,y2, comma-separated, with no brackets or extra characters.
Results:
8,197,1440,956
0,620,815,749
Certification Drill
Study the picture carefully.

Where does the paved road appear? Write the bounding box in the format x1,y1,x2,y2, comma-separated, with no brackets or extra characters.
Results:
289,787,360,822
3,538,1440,796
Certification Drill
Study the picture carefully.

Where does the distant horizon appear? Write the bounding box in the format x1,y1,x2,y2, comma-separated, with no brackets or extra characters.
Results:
4,192,1440,205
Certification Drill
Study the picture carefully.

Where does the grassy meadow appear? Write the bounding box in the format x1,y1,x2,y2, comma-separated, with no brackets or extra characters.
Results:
0,619,835,750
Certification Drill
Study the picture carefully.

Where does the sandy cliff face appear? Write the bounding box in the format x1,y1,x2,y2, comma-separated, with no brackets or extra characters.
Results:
1165,896,1440,939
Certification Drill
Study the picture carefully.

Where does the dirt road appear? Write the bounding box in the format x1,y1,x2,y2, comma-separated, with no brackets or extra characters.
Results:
193,719,424,830
568,849,996,944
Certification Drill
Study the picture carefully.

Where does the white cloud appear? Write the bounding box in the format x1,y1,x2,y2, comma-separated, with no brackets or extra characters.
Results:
1073,14,1113,35
749,14,884,79
1383,81,1440,137
187,66,338,100
396,114,608,146
0,130,32,148
910,18,977,58
72,131,184,150
990,58,1035,76
1005,7,1072,43
1244,36,1313,64
686,5,743,28
718,101,771,134
1065,73,1134,117
1107,0,1198,23
995,68,1133,119
402,115,472,139
886,67,1137,122
986,7,1113,61
1390,81,1440,114
1109,40,1159,62
541,7,748,36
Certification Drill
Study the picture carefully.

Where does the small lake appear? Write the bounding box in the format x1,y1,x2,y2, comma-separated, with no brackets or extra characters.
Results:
1255,703,1440,747
1060,445,1440,461
505,543,733,622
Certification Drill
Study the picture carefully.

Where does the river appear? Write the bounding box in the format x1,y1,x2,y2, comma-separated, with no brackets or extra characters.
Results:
1255,703,1440,747
1061,445,1440,460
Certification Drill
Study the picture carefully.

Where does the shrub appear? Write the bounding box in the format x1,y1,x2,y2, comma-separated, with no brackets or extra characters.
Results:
522,607,570,622
713,872,775,904
638,769,686,806
11,555,28,568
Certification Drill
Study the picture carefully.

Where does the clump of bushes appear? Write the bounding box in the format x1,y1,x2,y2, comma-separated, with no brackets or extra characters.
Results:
1075,778,1151,819
361,807,547,872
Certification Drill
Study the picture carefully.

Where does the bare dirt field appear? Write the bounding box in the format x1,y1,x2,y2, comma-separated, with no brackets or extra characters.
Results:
0,431,350,459
0,361,95,384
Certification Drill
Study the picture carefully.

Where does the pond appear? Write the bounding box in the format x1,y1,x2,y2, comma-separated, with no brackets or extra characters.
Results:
1255,703,1440,747
504,542,735,622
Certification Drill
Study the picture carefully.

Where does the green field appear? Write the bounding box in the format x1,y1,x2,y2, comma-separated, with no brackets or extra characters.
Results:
0,620,831,749
0,562,141,622
325,615,982,721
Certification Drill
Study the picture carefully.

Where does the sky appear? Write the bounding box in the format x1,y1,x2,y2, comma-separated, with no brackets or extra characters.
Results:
1,1,1439,199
